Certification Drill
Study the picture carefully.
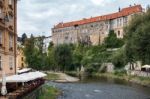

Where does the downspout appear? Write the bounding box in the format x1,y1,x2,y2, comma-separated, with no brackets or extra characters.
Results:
14,0,17,74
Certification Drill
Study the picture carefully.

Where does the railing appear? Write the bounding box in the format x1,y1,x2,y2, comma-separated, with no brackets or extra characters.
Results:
130,70,150,77
3,79,45,99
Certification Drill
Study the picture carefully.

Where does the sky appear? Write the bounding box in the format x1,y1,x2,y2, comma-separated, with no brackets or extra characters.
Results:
17,0,149,37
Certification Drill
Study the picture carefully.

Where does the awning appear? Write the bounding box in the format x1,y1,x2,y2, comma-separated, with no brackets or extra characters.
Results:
0,71,47,83
17,68,31,74
142,65,150,69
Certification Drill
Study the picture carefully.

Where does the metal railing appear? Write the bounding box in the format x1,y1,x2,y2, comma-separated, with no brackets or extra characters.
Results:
130,70,150,77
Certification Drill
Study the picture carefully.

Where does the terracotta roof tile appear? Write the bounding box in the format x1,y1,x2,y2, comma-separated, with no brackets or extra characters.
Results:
54,5,142,29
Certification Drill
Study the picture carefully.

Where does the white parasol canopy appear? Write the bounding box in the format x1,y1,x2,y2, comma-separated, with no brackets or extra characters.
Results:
17,68,31,74
0,71,47,83
142,65,150,69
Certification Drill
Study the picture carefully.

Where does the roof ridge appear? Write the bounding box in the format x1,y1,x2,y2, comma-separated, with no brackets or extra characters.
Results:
54,5,142,29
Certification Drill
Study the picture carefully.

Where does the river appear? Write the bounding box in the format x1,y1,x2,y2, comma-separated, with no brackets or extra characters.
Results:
46,76,150,99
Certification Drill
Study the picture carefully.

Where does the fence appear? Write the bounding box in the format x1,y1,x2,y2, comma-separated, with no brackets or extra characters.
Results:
130,70,150,77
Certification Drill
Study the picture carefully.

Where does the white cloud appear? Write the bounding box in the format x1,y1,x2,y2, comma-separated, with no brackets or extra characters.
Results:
90,0,114,6
17,0,149,37
90,0,105,6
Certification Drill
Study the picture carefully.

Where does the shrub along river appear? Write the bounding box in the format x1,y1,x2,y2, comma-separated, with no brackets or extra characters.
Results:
46,76,150,99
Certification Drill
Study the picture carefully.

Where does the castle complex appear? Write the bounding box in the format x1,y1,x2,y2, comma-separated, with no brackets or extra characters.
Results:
52,5,143,45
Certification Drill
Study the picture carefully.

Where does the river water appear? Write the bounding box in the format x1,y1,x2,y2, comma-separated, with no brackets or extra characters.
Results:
47,76,150,99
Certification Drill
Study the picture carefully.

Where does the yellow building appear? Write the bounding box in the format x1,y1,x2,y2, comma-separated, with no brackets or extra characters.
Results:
16,47,27,69
0,0,17,77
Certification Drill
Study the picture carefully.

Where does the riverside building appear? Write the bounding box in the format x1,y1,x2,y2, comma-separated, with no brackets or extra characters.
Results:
52,5,143,45
0,0,17,77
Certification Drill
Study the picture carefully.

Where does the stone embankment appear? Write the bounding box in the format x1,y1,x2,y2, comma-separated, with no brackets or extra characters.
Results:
46,72,79,83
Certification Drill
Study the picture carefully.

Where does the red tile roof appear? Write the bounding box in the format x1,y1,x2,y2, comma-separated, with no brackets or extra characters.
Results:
54,5,142,29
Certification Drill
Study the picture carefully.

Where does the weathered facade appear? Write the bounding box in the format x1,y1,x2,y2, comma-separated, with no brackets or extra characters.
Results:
52,5,143,45
0,0,17,77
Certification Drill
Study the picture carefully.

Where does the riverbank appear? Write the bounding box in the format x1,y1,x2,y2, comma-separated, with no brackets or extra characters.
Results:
93,73,150,87
65,71,150,87
45,72,79,83
38,85,60,99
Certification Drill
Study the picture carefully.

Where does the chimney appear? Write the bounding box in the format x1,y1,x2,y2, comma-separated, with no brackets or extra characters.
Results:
118,7,121,12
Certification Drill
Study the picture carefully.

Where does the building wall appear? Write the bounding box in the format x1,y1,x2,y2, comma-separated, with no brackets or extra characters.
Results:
52,5,142,45
0,0,17,77
16,48,27,69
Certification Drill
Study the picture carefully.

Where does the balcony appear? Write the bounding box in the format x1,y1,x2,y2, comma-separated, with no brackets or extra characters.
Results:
9,4,13,10
9,25,13,30
9,47,13,51
8,10,14,17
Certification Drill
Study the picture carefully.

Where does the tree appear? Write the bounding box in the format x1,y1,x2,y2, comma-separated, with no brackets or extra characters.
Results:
23,35,36,69
104,30,124,48
21,33,27,45
111,47,126,69
54,44,72,72
23,35,48,70
125,8,150,64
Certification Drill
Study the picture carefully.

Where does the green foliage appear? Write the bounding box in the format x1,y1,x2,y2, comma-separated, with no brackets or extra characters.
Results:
81,45,112,73
111,47,127,69
104,30,124,48
125,9,150,64
23,35,48,70
38,85,60,99
54,44,73,72
72,45,84,69
114,69,127,76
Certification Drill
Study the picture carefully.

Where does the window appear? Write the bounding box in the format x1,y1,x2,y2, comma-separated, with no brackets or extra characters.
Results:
118,31,120,37
65,36,68,40
117,19,119,27
9,0,12,5
0,8,2,14
21,57,24,61
0,31,2,44
21,63,24,68
120,18,122,26
0,56,2,70
9,57,13,70
9,34,13,49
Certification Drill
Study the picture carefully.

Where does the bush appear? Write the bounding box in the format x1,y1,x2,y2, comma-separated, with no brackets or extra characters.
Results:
114,69,127,76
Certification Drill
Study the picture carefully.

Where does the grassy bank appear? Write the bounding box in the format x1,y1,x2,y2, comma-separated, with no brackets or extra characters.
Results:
93,73,150,87
38,85,60,99
45,72,60,80
65,71,150,87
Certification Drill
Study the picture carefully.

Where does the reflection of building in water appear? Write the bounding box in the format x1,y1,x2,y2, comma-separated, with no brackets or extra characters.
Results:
52,5,143,45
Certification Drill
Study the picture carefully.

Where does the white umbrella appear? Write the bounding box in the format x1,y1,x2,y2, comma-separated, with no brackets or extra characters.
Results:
1,71,7,95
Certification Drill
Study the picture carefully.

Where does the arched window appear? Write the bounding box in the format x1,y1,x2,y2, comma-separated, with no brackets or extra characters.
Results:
118,31,120,37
